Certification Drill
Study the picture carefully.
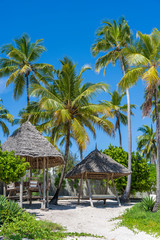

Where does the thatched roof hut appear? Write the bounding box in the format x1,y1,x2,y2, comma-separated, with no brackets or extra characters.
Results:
2,121,64,169
66,149,131,207
2,121,64,209
66,149,131,180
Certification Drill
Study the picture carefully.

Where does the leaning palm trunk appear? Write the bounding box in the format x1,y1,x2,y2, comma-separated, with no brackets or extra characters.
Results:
153,88,160,211
120,57,132,201
50,126,70,205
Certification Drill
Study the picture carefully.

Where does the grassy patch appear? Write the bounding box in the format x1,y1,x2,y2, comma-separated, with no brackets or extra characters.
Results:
118,203,160,237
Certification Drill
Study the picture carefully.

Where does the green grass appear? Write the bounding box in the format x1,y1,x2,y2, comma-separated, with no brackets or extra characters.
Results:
118,203,160,237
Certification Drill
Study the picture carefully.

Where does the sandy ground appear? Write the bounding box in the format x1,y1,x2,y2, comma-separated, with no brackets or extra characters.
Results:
25,200,159,240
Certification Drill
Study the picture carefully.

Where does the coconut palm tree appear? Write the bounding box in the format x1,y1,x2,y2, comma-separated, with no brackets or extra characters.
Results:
119,29,160,211
23,57,114,204
91,17,132,201
101,91,135,147
137,125,156,164
0,99,13,137
0,33,53,106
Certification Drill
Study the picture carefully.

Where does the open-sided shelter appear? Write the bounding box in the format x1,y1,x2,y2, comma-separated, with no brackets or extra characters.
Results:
66,148,131,207
2,121,64,209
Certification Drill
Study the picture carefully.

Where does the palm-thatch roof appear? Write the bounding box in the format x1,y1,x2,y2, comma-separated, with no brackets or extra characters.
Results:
66,149,131,180
2,121,64,169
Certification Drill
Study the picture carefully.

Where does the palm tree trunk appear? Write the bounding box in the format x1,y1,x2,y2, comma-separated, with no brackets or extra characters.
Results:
152,88,160,212
26,75,30,106
122,87,132,201
117,117,122,147
50,125,70,205
120,56,132,201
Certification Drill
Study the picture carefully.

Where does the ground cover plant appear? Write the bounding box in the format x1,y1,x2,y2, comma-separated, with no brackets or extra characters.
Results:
118,198,160,237
0,196,102,240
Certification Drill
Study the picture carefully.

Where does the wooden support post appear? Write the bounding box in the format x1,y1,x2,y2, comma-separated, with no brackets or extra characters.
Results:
3,183,6,197
41,157,46,210
105,176,109,194
111,177,121,207
20,177,23,208
85,174,93,207
78,174,83,204
46,157,49,208
29,160,32,205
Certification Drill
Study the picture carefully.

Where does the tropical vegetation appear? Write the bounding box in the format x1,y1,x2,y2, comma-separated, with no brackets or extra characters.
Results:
119,29,160,211
20,57,114,204
91,17,132,201
0,16,159,214
0,33,53,106
137,124,156,164
101,91,135,147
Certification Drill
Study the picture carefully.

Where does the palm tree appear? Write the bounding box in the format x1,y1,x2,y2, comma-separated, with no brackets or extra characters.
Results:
24,57,114,204
101,91,135,147
137,125,156,164
0,99,13,137
0,33,53,106
91,17,132,201
119,29,160,211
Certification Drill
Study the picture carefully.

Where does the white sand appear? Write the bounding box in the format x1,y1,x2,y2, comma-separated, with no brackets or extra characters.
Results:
25,200,159,240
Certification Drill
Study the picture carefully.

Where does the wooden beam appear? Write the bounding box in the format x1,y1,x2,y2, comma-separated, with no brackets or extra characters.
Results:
78,173,83,204
19,177,23,208
41,157,46,210
111,176,121,207
85,174,94,207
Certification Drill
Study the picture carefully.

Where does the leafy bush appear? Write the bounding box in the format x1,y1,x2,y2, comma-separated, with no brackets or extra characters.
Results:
0,196,22,225
0,150,30,184
140,196,155,211
102,145,152,194
1,212,64,240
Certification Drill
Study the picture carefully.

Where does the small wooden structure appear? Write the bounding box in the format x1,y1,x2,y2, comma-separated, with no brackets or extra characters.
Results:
2,121,64,209
66,149,131,207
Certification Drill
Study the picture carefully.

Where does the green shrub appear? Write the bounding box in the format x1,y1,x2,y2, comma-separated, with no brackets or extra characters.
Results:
0,150,30,184
1,212,63,240
0,196,22,225
102,145,152,194
140,196,155,211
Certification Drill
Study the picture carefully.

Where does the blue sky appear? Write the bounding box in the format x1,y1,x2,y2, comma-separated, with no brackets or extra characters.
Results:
0,0,158,158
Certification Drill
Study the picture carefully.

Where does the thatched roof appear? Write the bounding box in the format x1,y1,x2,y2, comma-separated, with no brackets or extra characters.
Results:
2,121,64,169
66,149,131,180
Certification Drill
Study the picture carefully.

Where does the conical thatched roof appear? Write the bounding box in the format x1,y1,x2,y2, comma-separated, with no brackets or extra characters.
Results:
66,149,131,180
2,121,64,169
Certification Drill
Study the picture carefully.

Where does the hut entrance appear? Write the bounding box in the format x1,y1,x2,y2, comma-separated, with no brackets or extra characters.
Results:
66,149,131,207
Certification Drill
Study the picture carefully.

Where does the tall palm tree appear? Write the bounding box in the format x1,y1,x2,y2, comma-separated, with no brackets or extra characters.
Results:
137,125,156,164
0,33,53,106
101,91,135,147
24,57,114,204
0,99,13,137
119,29,160,211
91,17,132,201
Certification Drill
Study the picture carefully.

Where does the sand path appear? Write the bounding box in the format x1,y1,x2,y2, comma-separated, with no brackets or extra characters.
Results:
25,200,158,240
